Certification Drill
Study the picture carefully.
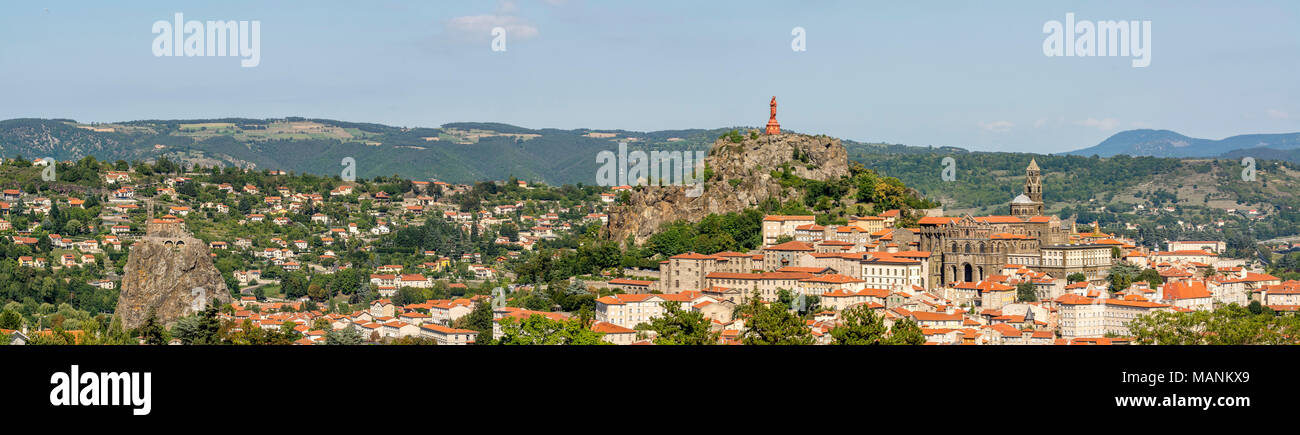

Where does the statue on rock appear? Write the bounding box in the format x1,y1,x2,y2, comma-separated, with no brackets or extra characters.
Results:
765,96,781,135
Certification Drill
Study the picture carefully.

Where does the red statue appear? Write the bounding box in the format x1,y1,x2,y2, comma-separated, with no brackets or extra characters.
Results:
765,96,781,135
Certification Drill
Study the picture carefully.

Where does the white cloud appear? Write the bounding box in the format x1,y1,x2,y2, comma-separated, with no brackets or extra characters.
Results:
447,15,539,41
978,120,1014,133
1267,109,1290,120
1074,117,1121,130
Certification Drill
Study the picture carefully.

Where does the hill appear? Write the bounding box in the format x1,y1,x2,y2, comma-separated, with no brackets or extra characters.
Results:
0,118,731,186
1064,129,1300,160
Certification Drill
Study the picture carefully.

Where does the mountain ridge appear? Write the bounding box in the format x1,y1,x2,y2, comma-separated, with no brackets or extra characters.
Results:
1065,128,1300,159
0,118,944,185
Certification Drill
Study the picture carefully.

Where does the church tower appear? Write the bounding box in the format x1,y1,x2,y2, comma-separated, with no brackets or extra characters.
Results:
1009,159,1044,217
1025,158,1042,203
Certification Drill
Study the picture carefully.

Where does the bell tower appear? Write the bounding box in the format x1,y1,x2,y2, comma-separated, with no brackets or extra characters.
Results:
1009,159,1044,217
1025,158,1042,204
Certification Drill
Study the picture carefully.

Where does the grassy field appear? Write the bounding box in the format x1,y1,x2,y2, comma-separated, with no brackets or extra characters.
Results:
258,284,283,299
174,121,373,143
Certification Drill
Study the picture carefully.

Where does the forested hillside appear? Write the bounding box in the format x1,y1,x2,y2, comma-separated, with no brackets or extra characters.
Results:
0,118,731,186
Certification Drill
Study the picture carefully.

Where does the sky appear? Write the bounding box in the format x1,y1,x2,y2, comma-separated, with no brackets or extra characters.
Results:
1,0,1298,154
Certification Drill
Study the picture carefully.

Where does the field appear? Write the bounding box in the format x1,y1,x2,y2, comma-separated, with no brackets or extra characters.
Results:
174,121,377,143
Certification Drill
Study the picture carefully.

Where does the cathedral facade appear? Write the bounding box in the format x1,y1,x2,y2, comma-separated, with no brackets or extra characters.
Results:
919,160,1103,289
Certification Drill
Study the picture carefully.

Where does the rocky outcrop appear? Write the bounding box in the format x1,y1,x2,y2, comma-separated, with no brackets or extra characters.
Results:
604,132,849,244
115,235,231,330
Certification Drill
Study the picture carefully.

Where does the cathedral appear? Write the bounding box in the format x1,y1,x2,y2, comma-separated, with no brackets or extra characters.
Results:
918,160,1108,289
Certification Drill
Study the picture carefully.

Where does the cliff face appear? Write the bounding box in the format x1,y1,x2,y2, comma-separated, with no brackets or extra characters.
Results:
605,132,849,244
115,236,231,330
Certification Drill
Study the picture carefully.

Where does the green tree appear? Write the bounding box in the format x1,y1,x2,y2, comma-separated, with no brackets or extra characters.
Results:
170,305,222,345
457,300,495,340
644,301,718,345
739,293,813,345
494,314,607,345
829,304,887,345
1015,282,1038,302
307,282,327,301
324,327,365,345
1106,262,1141,292
883,318,925,345
0,309,21,329
1129,304,1300,345
139,310,167,345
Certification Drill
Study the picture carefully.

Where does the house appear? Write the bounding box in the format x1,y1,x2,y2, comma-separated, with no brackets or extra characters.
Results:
906,310,964,329
592,321,638,345
369,299,395,318
398,311,432,326
235,270,262,284
430,299,475,325
418,324,478,345
19,256,46,268
1160,280,1213,311
104,171,132,184
369,276,397,289
380,321,420,338
762,215,816,246
594,293,703,329
398,274,432,288
4,329,29,345
1258,280,1300,311
469,264,496,280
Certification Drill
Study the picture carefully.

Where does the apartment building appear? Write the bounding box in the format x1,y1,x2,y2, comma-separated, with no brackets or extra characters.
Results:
419,324,478,345
704,271,815,303
593,292,705,329
761,215,815,246
1160,280,1213,311
859,254,927,290
1258,280,1300,310
1055,294,1170,339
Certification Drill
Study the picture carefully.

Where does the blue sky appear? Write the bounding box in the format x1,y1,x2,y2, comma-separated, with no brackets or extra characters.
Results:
1,0,1297,153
